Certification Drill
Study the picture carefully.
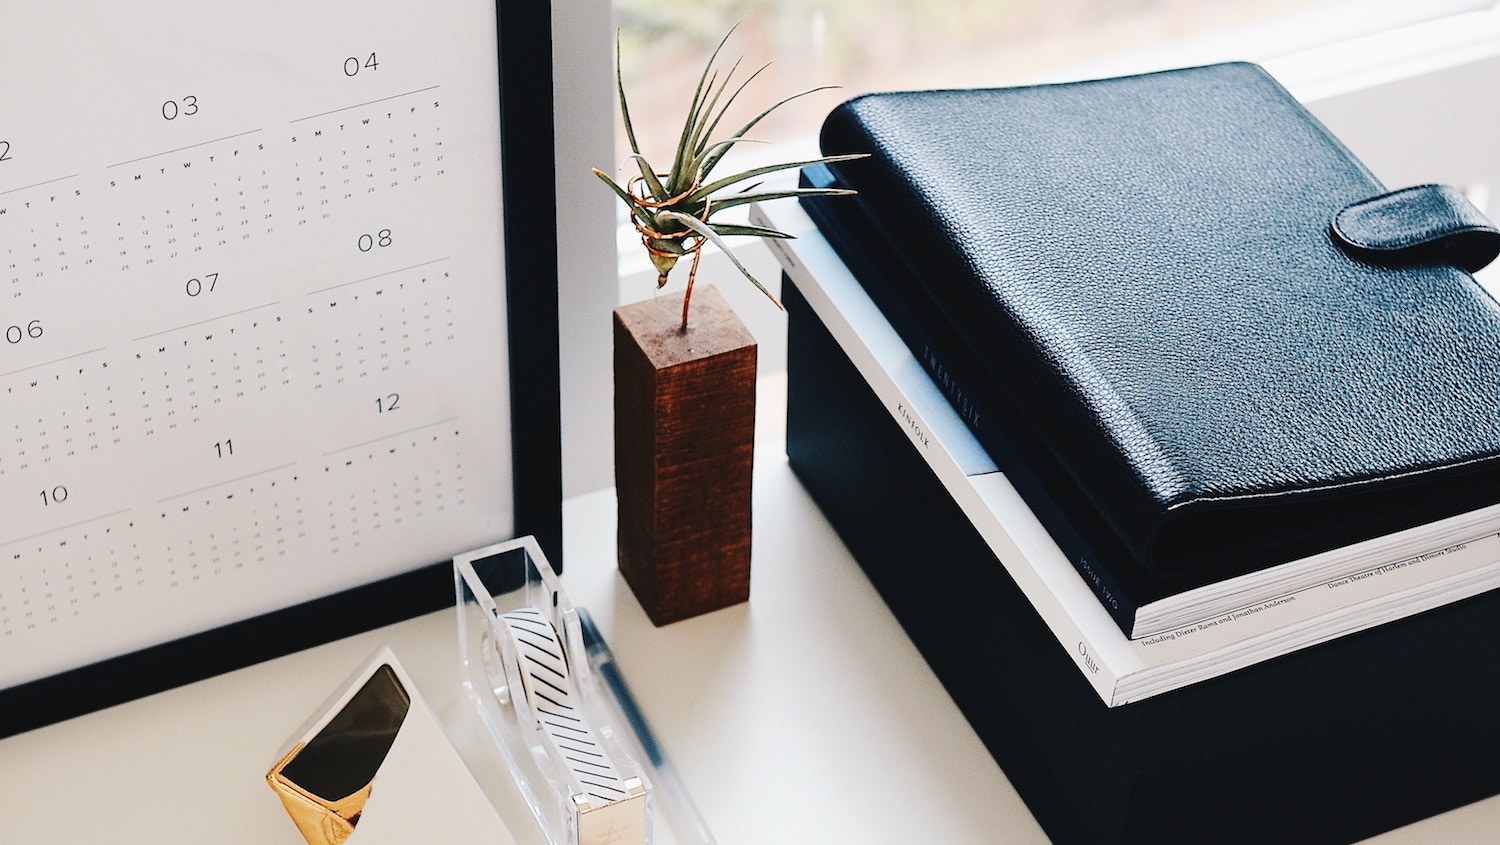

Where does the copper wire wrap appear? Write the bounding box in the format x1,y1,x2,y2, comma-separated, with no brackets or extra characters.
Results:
628,174,713,329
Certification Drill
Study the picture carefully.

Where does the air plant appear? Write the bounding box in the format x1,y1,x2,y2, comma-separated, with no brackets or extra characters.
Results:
593,24,867,331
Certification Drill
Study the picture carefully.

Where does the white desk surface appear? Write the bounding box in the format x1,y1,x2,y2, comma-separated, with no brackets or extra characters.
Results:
2,383,1498,843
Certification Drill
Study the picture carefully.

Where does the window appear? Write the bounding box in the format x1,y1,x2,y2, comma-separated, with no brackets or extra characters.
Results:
612,0,1490,169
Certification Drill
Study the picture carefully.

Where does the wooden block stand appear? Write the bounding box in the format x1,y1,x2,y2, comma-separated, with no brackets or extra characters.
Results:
613,285,757,626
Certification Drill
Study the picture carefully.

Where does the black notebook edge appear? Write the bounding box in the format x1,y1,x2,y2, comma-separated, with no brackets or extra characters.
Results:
800,164,1173,637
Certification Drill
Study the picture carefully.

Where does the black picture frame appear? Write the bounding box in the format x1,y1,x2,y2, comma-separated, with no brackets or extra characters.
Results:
0,0,561,739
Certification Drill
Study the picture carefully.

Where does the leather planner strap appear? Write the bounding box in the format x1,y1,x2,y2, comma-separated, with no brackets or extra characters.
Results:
1333,183,1500,273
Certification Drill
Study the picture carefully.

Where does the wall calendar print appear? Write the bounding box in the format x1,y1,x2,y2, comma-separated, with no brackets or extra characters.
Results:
0,0,560,730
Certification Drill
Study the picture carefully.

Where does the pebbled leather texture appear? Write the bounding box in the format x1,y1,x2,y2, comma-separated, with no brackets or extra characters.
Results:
1333,183,1500,273
819,62,1500,578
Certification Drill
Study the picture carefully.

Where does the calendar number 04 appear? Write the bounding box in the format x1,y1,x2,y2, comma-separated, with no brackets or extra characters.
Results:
345,53,379,77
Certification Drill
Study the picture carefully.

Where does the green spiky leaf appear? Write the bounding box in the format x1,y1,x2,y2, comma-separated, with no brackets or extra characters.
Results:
706,186,858,213
708,221,797,239
659,209,781,308
695,85,841,180
688,153,869,203
596,22,868,327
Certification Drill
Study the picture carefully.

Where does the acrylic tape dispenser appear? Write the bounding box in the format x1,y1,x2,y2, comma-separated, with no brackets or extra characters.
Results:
457,537,649,845
457,537,718,845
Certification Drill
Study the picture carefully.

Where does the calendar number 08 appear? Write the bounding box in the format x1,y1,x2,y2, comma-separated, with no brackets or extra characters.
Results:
358,229,393,252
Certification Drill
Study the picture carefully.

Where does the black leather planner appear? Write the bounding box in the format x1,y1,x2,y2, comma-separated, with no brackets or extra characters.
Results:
818,62,1500,581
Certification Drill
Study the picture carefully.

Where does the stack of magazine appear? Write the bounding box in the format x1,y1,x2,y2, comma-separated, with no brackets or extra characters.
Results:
759,196,1500,706
755,62,1500,707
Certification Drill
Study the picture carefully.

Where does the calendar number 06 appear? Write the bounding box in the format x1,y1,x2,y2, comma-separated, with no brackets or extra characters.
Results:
6,320,43,344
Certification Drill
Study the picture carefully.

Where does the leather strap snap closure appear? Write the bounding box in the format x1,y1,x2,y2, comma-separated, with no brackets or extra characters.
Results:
1332,184,1500,273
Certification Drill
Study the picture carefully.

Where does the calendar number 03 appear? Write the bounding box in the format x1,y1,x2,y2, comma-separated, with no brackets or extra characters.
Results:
161,95,199,121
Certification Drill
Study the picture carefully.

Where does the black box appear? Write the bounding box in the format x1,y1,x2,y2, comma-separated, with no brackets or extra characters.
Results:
785,274,1500,844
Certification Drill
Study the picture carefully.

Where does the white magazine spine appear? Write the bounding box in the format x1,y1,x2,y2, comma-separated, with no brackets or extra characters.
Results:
756,203,1131,704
